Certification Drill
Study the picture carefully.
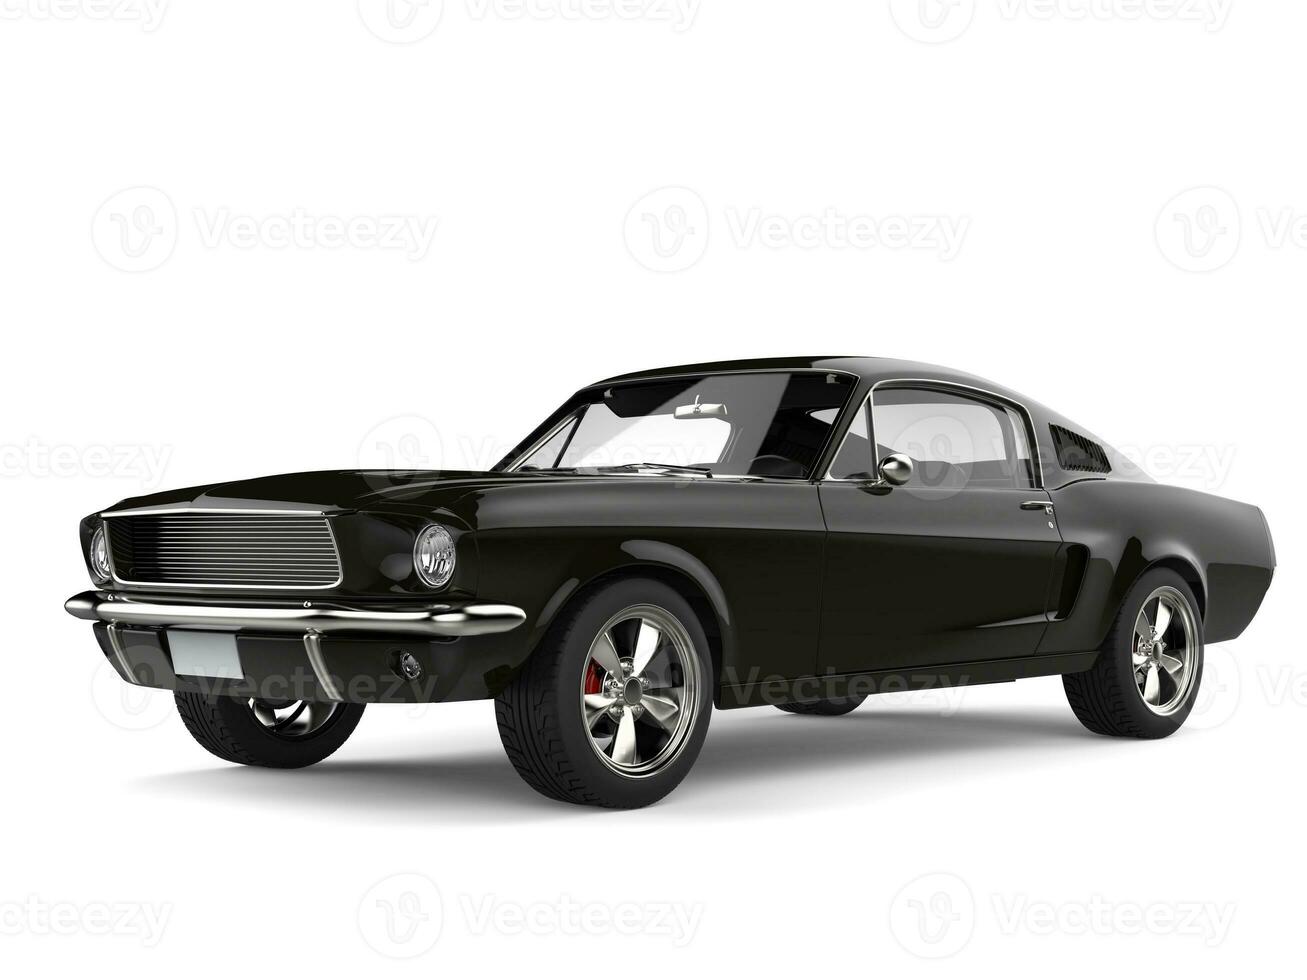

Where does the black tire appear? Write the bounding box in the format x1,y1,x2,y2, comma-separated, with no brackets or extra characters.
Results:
495,578,713,809
775,695,867,716
174,693,364,768
1062,568,1204,739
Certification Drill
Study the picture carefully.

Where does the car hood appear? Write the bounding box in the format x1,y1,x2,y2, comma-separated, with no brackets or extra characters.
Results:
103,469,554,515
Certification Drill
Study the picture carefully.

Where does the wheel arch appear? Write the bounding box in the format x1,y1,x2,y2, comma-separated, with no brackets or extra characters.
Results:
1144,555,1207,621
523,545,733,701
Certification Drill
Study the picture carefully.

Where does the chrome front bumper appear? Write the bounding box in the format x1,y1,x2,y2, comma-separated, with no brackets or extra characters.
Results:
64,591,527,638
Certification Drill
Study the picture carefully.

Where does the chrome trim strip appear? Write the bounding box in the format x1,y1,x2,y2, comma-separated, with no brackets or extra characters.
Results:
104,622,137,684
101,511,345,592
504,411,581,472
302,629,343,702
101,507,334,518
65,592,527,638
822,377,1047,490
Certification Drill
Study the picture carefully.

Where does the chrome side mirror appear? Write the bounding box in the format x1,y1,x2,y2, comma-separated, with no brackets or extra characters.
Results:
878,453,913,487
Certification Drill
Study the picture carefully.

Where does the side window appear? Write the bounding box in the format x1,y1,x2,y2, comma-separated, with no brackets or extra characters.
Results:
827,399,874,480
872,386,1035,489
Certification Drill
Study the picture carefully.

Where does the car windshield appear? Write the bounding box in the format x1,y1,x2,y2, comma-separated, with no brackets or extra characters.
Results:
504,372,856,479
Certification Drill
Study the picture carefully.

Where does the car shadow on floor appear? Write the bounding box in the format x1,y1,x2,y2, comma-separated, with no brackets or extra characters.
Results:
134,703,1099,824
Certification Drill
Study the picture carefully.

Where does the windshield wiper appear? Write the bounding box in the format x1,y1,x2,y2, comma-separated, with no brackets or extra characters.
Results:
593,463,714,478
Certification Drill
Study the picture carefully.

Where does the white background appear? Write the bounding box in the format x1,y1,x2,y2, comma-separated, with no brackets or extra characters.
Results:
0,0,1300,974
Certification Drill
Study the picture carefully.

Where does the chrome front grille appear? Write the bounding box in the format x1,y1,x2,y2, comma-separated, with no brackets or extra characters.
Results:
104,513,342,589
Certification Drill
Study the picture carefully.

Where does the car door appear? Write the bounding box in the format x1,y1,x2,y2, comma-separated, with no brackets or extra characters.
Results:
817,382,1062,675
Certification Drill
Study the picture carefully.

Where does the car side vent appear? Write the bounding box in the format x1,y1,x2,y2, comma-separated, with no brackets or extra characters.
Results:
1049,424,1111,474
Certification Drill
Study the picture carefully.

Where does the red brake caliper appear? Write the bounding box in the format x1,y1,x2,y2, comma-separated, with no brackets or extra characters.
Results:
583,660,603,695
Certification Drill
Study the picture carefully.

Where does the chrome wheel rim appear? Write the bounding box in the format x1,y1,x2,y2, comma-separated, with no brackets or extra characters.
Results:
580,604,701,778
1132,586,1200,716
248,698,340,738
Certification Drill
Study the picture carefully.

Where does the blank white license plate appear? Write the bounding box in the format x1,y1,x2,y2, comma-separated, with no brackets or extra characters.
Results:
168,631,244,679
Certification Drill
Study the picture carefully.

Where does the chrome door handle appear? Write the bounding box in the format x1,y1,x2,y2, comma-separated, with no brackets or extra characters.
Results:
1021,500,1054,514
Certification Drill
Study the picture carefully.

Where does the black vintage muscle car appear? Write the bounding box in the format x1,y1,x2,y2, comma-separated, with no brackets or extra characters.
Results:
65,357,1275,807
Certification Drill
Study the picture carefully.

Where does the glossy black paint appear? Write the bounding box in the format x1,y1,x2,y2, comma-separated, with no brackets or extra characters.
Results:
818,483,1061,672
74,356,1276,707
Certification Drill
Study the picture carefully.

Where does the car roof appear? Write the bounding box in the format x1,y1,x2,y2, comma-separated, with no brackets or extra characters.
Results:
517,355,1149,489
595,355,1017,397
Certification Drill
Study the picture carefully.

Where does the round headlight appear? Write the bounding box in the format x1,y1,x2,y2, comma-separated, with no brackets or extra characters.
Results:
413,524,456,589
90,525,112,584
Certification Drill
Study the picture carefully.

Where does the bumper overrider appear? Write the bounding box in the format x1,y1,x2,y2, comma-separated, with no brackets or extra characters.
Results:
66,591,528,705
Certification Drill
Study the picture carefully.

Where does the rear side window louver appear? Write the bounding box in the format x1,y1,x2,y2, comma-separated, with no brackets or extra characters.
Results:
1049,424,1111,474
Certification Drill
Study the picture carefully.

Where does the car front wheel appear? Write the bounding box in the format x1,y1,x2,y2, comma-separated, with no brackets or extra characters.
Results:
495,578,713,808
175,693,364,768
1062,568,1204,738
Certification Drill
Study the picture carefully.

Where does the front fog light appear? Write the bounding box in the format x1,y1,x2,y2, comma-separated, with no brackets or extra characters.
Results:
413,524,456,589
90,525,112,584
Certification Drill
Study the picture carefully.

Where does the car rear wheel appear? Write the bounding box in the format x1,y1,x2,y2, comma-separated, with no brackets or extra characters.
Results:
775,695,867,716
1062,568,1204,738
495,578,713,808
174,692,365,768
